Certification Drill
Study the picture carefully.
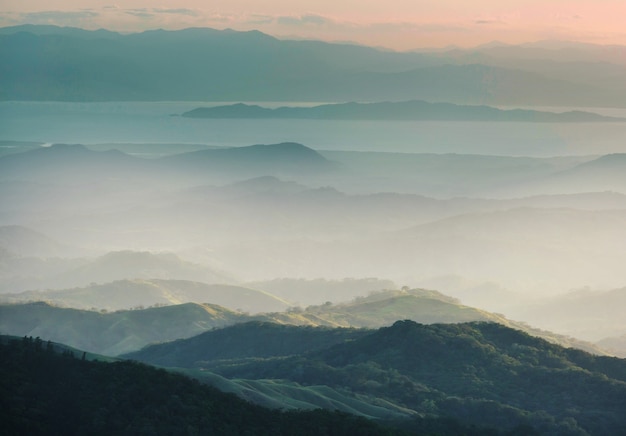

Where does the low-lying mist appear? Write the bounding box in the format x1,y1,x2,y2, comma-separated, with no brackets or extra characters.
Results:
1,136,626,348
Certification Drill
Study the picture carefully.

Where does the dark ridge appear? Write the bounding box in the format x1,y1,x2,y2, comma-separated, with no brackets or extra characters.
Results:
209,320,626,435
122,321,370,367
0,337,403,436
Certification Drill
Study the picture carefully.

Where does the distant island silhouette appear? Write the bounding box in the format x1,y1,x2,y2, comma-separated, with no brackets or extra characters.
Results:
183,101,625,122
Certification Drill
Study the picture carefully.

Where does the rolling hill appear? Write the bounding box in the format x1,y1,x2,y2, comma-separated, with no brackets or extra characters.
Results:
0,279,289,313
202,320,626,435
0,302,246,356
122,321,371,368
48,251,234,289
1,286,604,357
122,288,605,355
123,319,626,435
161,142,335,177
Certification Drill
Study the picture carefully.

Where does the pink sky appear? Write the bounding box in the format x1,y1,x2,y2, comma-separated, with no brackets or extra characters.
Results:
1,0,625,50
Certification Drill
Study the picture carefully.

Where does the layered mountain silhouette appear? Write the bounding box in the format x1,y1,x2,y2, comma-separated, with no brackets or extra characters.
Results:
0,279,289,313
0,142,333,185
2,25,626,106
183,101,624,122
49,251,233,289
0,143,143,182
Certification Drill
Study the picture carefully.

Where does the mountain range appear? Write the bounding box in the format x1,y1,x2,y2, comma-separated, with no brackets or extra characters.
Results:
2,25,626,107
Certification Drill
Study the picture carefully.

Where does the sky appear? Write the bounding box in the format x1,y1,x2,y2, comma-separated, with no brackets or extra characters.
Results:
1,1,626,50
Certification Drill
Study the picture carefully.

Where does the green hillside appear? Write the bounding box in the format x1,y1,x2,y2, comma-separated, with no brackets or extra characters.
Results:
122,321,370,367
208,320,626,435
174,369,415,420
0,336,410,436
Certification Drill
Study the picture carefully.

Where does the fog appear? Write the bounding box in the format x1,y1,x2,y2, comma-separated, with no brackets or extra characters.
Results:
1,100,626,349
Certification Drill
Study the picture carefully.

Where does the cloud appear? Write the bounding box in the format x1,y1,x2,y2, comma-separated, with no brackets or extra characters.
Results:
474,20,502,25
21,10,100,22
246,14,275,25
276,14,333,26
366,21,471,34
553,13,584,21
122,8,201,20
125,9,154,19
152,8,201,17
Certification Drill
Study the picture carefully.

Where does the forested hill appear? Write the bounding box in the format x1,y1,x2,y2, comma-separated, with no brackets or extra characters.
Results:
196,321,626,435
1,336,511,436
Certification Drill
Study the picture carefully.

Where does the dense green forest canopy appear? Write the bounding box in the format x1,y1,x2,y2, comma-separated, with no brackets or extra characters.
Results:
2,336,524,436
144,321,626,435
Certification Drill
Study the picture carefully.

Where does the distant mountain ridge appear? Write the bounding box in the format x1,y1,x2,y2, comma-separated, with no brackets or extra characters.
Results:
183,101,625,122
2,25,626,106
49,250,233,289
163,142,330,165
161,142,334,176
0,141,333,185
0,279,290,314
